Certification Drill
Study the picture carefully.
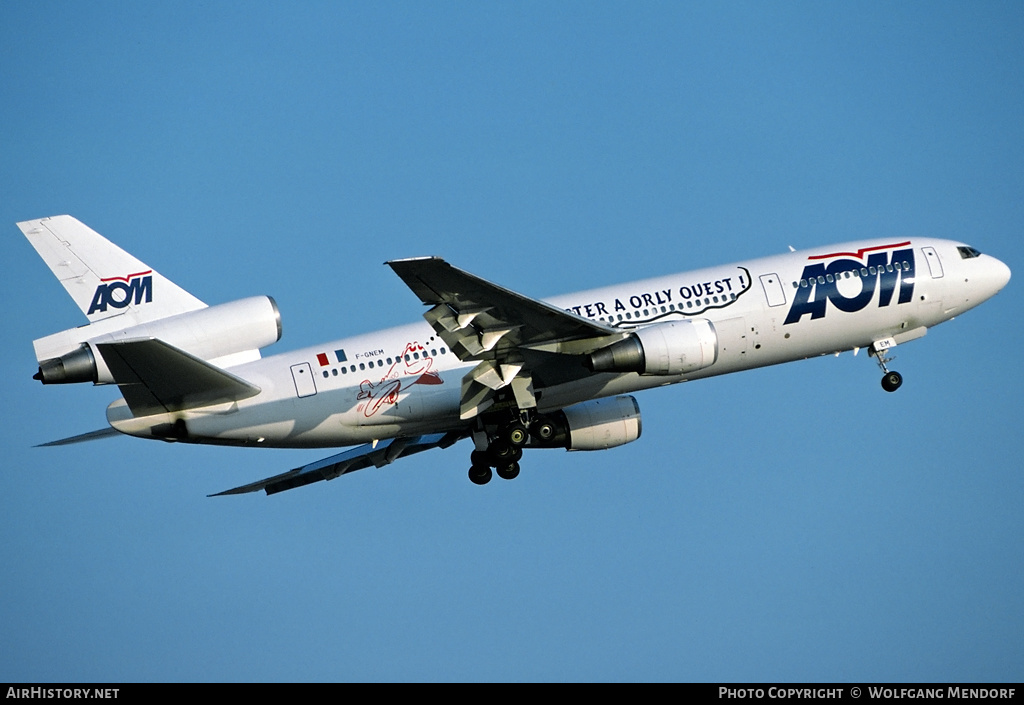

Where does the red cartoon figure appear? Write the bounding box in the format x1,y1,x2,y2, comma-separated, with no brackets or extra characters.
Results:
356,342,443,417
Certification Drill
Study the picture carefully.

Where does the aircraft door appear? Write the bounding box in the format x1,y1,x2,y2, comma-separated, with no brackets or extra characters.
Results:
290,362,318,398
921,247,944,278
759,273,787,307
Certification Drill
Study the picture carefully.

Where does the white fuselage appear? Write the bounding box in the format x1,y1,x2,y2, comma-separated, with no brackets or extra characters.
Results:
106,237,1010,448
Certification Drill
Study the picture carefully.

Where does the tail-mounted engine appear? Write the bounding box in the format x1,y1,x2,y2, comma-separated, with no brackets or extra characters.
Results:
586,319,718,376
33,296,282,384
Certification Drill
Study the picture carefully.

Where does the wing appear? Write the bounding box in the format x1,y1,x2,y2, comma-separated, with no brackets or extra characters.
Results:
96,338,261,416
387,257,626,418
210,431,465,496
36,427,122,447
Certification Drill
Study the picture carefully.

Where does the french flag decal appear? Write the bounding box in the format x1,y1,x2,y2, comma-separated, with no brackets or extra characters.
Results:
315,350,347,366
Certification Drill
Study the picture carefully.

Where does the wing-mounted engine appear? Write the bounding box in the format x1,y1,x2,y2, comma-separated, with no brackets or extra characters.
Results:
533,396,642,451
34,296,282,384
585,319,718,376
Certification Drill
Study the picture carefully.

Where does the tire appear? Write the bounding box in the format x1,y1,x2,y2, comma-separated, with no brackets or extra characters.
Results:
469,465,492,485
532,420,555,442
489,442,514,463
496,461,520,481
881,371,903,392
507,424,528,447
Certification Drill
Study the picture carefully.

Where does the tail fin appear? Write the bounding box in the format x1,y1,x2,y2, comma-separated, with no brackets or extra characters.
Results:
17,215,205,324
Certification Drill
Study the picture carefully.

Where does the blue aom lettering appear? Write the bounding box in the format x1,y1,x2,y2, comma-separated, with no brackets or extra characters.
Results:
87,273,153,315
784,248,915,325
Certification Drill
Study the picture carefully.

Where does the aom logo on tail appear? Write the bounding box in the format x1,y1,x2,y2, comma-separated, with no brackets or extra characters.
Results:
88,270,153,315
784,243,915,325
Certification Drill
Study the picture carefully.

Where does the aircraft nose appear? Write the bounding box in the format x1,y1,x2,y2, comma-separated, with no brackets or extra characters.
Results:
979,254,1011,299
989,255,1011,292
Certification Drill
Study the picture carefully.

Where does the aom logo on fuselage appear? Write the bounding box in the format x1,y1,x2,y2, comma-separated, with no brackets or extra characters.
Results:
784,243,915,325
87,270,153,315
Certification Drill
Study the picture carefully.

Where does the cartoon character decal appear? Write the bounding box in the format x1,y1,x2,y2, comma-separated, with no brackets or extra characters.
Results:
356,342,443,418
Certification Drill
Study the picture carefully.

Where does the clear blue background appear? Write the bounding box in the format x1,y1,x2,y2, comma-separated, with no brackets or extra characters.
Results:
1,1,1021,682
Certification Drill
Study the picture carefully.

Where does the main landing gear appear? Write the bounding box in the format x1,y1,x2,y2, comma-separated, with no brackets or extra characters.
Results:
466,412,558,485
869,339,903,393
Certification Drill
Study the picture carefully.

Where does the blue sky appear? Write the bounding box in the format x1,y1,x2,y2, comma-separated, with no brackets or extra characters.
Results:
1,2,1021,682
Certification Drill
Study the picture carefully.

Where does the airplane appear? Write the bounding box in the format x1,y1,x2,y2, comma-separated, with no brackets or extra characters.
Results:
19,215,1010,495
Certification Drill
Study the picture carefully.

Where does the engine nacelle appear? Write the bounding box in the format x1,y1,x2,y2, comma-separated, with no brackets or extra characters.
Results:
586,319,718,376
554,396,642,451
34,296,282,384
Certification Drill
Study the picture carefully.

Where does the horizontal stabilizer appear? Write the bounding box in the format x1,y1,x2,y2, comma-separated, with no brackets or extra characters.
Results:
211,431,464,496
96,338,261,417
36,427,122,447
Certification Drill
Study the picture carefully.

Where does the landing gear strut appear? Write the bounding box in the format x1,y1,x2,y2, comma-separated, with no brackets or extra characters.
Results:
870,340,903,393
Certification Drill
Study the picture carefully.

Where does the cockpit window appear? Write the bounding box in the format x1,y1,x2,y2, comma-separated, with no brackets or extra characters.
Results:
958,246,982,259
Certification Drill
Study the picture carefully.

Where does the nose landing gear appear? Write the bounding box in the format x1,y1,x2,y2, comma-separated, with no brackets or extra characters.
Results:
870,338,903,392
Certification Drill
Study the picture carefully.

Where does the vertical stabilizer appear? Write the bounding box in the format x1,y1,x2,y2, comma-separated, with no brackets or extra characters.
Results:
18,215,206,324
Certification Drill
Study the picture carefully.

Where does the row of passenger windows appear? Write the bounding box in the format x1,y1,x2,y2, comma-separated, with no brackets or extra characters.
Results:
596,293,738,323
794,261,912,288
321,347,448,378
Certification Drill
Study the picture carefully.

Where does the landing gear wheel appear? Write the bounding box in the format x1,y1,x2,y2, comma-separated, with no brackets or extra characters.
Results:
489,441,516,464
881,371,903,392
531,420,555,442
469,465,492,485
506,424,529,447
496,461,520,481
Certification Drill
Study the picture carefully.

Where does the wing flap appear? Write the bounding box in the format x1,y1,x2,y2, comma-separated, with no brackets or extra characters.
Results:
388,257,622,360
210,432,464,496
96,338,261,417
388,257,626,418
